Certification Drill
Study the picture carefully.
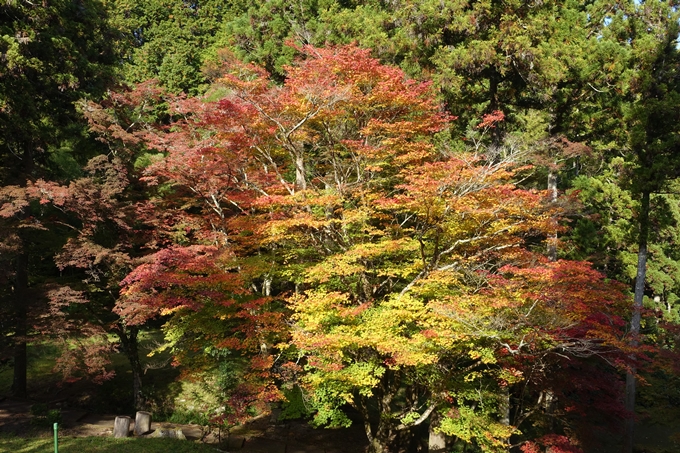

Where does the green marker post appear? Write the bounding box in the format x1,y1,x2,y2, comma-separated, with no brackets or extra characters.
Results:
53,422,59,453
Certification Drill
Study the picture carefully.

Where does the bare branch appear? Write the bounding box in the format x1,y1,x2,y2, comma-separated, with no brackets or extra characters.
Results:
395,403,437,431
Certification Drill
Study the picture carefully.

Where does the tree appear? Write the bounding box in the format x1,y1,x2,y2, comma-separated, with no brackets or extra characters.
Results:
1,80,179,408
222,0,319,80
15,154,151,407
109,0,249,94
621,6,680,451
0,0,120,397
82,78,287,415
114,45,632,452
553,3,680,451
287,150,629,452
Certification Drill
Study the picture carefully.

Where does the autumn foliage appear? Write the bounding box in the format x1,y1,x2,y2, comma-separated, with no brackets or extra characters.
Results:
75,45,635,452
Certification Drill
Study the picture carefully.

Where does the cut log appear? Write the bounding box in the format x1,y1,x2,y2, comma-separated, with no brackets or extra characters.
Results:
113,416,131,438
134,411,152,435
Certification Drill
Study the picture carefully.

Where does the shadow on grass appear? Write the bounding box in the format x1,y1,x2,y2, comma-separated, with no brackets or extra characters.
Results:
0,342,61,396
0,330,182,417
0,435,221,453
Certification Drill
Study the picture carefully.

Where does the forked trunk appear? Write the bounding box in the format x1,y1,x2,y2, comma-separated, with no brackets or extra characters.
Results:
356,369,419,453
368,423,410,453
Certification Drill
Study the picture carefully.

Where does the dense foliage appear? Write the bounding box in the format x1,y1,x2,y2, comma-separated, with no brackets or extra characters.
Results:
2,1,680,453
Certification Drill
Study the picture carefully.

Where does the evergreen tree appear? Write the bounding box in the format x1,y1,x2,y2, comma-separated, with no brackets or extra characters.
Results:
559,2,680,450
110,0,249,94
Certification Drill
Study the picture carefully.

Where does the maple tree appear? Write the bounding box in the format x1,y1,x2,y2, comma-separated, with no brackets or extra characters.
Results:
0,0,121,397
16,80,257,410
100,45,636,452
81,76,288,417
286,151,630,452
16,154,152,407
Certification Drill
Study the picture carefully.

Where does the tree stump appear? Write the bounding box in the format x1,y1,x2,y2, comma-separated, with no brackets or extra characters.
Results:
134,411,152,435
113,416,131,438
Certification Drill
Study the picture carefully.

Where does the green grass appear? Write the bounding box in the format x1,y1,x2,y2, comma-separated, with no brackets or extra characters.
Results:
0,435,222,453
0,342,61,395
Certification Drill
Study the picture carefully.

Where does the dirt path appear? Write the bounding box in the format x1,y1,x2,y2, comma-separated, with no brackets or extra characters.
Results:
0,397,368,452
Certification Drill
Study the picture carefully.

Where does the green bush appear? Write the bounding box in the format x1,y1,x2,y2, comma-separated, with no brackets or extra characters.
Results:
279,386,311,421
30,404,62,426
165,409,211,426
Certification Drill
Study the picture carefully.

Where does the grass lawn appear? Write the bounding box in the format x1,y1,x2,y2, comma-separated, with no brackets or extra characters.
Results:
0,435,222,453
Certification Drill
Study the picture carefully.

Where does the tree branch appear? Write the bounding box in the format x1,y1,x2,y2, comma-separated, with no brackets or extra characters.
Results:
395,403,437,430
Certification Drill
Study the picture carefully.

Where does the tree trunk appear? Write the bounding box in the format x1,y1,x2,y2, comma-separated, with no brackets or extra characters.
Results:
263,275,272,297
488,71,502,147
118,324,144,410
356,372,405,453
295,153,306,191
428,410,446,453
11,329,27,398
624,190,650,453
369,437,391,453
370,421,403,453
355,395,378,452
359,369,423,453
499,386,512,452
10,141,35,399
547,170,558,261
11,249,28,398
